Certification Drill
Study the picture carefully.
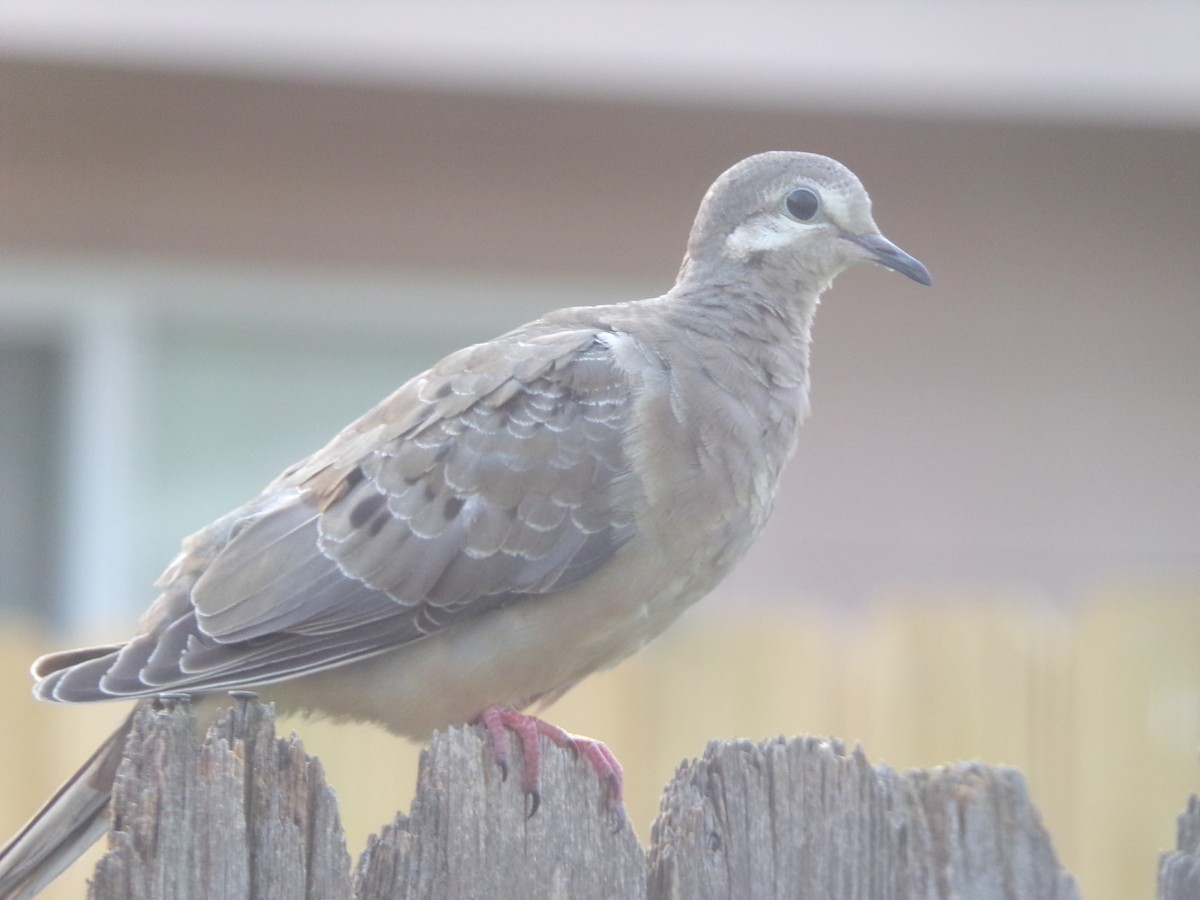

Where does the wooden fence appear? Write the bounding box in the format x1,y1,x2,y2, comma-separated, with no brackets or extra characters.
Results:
2,585,1198,898
91,698,1089,899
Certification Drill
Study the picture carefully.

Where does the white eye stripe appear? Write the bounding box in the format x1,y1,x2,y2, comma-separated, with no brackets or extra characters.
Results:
724,216,811,260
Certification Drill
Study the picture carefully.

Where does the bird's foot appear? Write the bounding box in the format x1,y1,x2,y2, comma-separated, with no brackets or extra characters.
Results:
476,706,625,821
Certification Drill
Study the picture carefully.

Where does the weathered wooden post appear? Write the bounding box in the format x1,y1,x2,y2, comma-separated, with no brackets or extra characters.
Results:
648,738,1078,899
1158,794,1200,900
88,698,350,900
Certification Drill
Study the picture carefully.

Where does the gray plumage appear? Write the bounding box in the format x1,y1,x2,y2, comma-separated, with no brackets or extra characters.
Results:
0,151,930,897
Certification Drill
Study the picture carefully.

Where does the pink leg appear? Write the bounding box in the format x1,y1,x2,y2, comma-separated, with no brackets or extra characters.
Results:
475,706,624,819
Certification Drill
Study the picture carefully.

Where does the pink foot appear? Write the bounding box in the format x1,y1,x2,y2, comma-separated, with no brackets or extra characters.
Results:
475,706,624,820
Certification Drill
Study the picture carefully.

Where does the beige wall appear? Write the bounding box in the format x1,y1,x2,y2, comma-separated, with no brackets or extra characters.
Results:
3,58,1197,608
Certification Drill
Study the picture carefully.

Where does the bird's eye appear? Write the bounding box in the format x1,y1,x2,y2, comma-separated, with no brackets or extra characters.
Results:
785,188,820,221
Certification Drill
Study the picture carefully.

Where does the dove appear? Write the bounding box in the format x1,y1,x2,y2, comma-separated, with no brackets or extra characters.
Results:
0,151,930,897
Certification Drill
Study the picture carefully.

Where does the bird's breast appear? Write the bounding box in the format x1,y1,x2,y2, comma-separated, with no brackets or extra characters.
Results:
615,333,807,609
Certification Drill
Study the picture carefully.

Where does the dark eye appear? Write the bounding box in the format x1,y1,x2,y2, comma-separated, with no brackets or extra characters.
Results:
785,188,820,221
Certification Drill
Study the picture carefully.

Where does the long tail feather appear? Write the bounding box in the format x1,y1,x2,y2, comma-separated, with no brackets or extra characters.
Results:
0,710,135,899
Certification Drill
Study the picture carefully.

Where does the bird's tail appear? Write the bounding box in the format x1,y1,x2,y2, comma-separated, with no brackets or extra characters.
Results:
0,709,135,899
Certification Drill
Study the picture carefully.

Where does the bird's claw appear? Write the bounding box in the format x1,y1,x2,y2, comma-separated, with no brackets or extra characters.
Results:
525,789,541,819
475,706,625,822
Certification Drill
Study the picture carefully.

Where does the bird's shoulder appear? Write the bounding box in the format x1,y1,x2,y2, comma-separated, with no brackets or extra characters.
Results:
279,308,641,496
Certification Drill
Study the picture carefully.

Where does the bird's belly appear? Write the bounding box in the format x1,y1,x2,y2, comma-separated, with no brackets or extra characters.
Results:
261,536,716,740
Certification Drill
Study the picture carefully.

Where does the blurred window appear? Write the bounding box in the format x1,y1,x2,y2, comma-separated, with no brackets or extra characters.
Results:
0,339,65,622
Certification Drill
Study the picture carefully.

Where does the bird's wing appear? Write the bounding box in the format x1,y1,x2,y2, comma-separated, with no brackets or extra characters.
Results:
35,324,643,701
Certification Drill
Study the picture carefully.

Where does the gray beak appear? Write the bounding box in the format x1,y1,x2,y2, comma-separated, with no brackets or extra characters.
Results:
845,233,932,286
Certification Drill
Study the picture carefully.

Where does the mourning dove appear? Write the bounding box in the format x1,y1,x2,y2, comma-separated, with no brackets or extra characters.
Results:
0,151,930,897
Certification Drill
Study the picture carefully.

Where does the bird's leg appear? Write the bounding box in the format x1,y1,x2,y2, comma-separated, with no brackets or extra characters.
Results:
475,706,624,819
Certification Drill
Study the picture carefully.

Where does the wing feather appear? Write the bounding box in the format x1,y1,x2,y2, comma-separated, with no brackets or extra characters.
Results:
35,325,646,701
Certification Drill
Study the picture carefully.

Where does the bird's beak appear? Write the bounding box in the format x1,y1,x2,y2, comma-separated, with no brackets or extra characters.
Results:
844,232,932,286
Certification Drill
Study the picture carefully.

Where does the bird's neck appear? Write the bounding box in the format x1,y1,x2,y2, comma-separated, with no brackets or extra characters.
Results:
668,275,821,387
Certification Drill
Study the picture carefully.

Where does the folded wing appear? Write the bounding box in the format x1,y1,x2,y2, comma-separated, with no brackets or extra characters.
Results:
35,326,641,701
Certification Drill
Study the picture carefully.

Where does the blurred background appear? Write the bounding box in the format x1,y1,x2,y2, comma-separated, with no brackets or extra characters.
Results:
1,2,1197,897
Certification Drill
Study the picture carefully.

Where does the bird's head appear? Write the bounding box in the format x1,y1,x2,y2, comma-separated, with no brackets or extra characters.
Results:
679,151,931,296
